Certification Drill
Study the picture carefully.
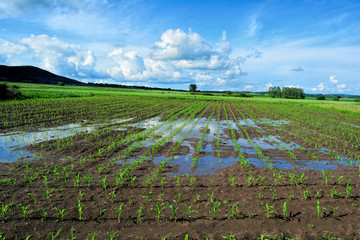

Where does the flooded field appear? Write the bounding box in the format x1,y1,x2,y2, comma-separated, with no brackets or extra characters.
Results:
1,96,360,239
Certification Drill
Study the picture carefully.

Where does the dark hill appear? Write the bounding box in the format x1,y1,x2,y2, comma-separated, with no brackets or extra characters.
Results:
0,65,81,85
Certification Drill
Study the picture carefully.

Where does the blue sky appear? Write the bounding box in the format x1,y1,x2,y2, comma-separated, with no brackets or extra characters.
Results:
1,0,360,94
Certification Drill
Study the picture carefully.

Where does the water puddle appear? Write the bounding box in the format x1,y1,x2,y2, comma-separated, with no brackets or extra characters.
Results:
0,118,131,162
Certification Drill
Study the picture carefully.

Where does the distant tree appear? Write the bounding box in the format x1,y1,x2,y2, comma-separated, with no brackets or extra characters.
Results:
268,87,276,98
189,84,197,92
226,91,232,96
316,95,326,100
333,96,340,101
57,81,65,86
275,86,282,98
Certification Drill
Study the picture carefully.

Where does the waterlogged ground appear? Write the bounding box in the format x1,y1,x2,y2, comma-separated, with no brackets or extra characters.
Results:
1,96,360,239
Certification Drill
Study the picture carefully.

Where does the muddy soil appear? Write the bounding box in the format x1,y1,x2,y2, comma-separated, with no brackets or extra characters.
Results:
2,102,360,239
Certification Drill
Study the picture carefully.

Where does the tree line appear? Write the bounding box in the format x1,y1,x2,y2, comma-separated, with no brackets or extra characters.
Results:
268,86,305,99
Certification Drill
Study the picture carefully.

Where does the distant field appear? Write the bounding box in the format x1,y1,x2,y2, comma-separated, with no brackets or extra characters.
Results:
7,82,360,114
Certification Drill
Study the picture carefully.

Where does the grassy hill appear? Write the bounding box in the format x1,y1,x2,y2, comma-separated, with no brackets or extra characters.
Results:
0,65,81,85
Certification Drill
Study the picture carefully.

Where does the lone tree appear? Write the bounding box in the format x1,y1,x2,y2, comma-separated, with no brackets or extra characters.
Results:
189,84,197,92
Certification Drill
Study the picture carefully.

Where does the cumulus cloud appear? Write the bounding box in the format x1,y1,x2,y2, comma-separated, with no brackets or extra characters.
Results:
21,34,105,78
291,67,304,72
107,29,253,87
312,82,325,92
150,29,242,75
244,85,254,90
265,83,273,89
329,75,338,84
337,83,346,92
0,39,27,64
107,47,185,82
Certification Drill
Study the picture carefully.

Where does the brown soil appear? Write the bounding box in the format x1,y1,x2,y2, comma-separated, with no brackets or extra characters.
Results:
2,102,360,239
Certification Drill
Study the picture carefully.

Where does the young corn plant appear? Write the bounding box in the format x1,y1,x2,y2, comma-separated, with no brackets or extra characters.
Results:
321,170,330,185
303,190,309,200
18,204,32,220
78,202,85,221
316,200,326,218
107,230,119,240
208,192,222,220
109,190,117,203
150,202,166,221
265,204,277,219
225,201,243,220
48,228,62,240
53,207,68,222
136,205,144,223
282,201,288,220
115,203,124,223
184,204,198,220
1,203,10,222
329,188,341,199
346,179,352,198
229,177,237,187
168,204,179,222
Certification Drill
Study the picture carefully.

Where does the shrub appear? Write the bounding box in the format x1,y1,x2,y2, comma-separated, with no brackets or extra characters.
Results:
0,82,22,100
57,81,65,86
333,96,340,101
316,95,326,100
354,98,360,102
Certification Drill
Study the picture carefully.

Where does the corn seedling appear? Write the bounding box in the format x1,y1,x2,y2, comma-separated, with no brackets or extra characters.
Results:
109,190,117,203
269,189,277,199
87,231,98,240
98,209,107,220
229,177,236,187
321,170,330,185
18,203,32,220
136,205,144,223
150,202,166,221
225,201,243,220
53,207,68,221
329,188,341,199
48,228,62,240
208,192,222,219
288,193,295,200
1,203,10,222
303,190,309,200
78,202,85,220
265,203,277,219
107,230,119,240
168,204,179,222
184,204,198,219
346,179,352,198
176,192,183,203
115,203,124,222
282,201,288,220
316,200,326,218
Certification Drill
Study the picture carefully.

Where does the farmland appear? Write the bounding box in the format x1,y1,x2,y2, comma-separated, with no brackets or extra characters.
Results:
1,85,360,239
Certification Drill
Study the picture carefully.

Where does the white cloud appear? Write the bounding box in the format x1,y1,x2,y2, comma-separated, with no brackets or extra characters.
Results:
265,83,273,89
329,75,338,84
150,29,242,73
21,34,105,79
244,85,254,90
215,78,226,86
107,29,253,87
312,82,325,92
151,29,212,61
0,39,27,64
337,84,346,92
107,47,185,82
